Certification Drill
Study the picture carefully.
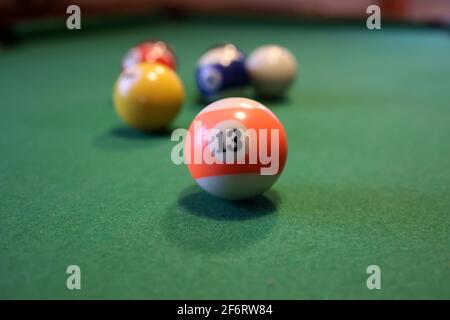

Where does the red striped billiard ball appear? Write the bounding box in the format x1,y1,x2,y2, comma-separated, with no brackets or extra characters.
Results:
121,41,177,71
185,97,288,200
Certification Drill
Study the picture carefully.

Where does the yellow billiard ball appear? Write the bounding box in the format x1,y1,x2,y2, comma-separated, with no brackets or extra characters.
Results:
113,63,184,131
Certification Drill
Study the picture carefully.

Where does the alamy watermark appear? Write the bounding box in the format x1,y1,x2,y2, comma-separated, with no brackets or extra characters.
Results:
170,121,281,176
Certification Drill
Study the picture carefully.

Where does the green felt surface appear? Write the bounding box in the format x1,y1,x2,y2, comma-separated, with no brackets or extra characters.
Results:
0,16,449,299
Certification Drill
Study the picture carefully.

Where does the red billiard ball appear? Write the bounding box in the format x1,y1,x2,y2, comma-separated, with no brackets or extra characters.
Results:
121,41,177,71
185,97,288,200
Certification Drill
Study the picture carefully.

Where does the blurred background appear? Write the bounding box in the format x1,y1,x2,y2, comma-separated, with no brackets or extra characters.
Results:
1,0,450,39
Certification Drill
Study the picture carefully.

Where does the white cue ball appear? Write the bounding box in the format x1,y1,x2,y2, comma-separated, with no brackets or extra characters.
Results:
246,45,298,97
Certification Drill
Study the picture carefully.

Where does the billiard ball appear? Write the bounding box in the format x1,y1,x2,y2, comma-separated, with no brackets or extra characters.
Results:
185,97,288,200
113,63,184,131
246,45,297,97
121,41,177,71
196,44,249,102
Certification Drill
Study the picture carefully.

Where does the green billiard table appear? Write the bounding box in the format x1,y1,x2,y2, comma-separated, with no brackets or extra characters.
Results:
0,14,449,299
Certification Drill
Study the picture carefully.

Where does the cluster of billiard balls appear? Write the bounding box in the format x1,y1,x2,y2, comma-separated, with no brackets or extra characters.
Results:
114,41,184,131
196,43,297,101
113,40,293,200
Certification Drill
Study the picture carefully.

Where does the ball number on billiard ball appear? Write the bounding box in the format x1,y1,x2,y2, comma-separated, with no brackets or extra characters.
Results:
121,41,177,71
185,97,288,200
113,63,184,131
196,44,249,102
246,45,297,97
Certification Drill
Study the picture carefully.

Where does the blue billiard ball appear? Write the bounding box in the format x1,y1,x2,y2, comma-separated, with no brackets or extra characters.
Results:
196,44,249,101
